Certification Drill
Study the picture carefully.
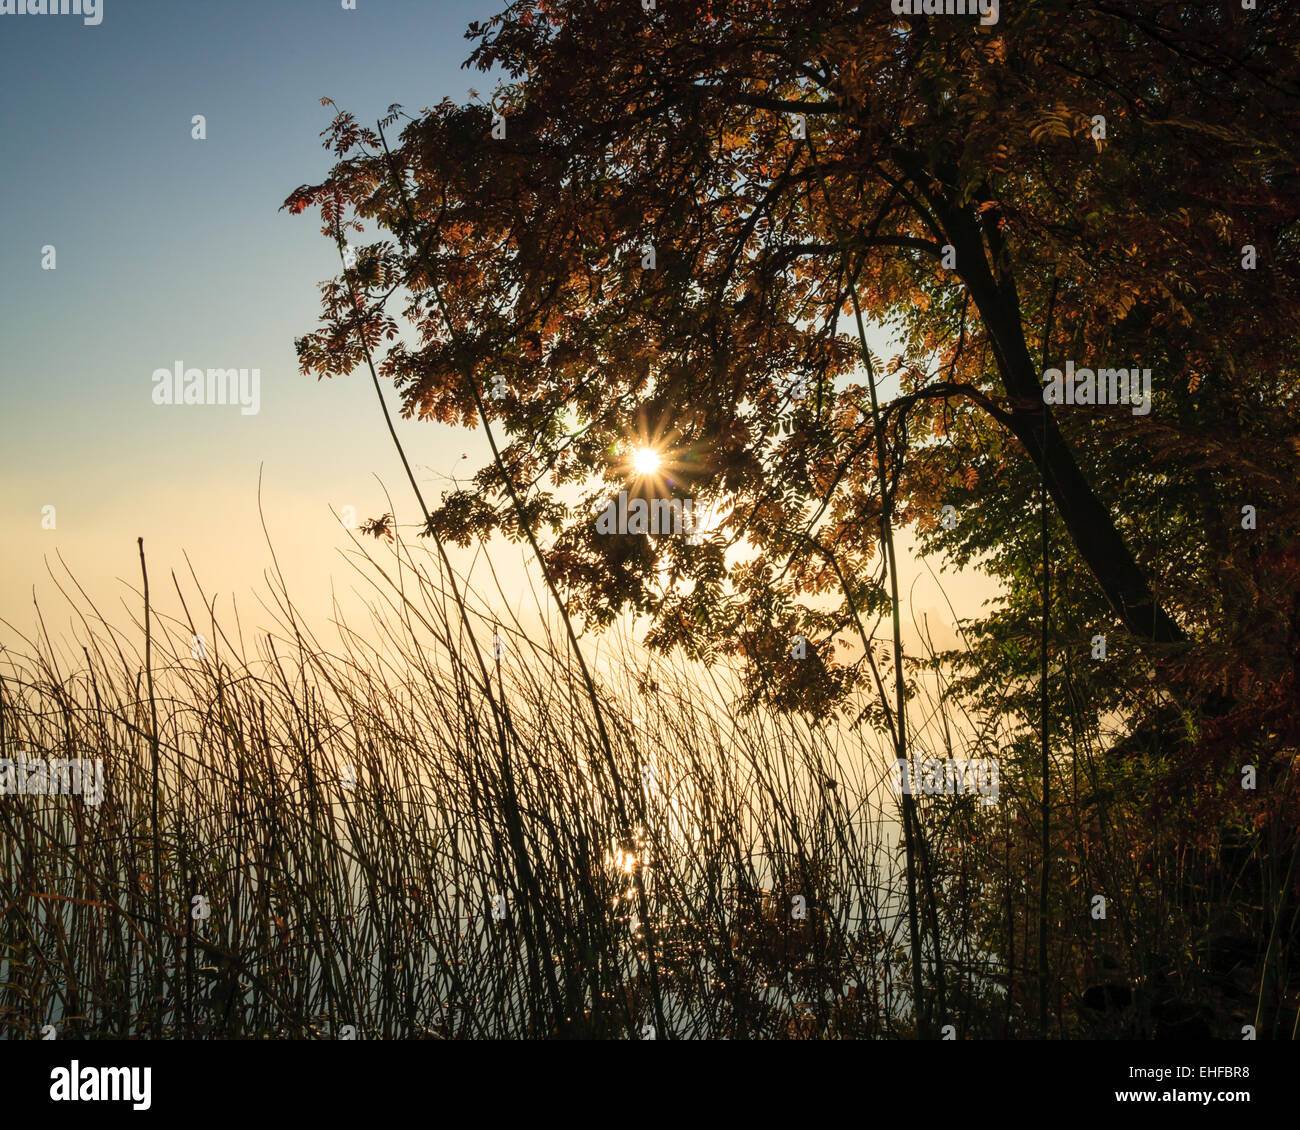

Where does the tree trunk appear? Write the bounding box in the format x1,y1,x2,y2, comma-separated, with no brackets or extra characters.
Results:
926,176,1186,645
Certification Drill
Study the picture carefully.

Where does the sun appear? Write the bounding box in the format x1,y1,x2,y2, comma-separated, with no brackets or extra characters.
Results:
631,447,661,476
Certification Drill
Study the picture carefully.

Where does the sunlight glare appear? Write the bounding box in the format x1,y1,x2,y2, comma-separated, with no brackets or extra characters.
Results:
632,447,661,476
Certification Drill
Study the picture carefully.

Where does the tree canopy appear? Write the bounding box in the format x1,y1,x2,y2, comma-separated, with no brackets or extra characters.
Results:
285,0,1299,743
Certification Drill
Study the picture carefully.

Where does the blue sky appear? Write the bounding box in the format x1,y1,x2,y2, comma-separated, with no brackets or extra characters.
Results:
0,0,511,638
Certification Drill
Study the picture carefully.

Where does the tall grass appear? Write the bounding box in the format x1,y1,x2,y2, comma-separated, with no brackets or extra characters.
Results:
0,530,960,1039
1,527,1288,1039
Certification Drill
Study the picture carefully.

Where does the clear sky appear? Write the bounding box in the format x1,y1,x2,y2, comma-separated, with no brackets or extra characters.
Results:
0,0,515,644
0,0,993,661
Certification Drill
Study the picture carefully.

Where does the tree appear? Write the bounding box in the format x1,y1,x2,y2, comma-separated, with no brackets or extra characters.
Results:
285,0,1300,1039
